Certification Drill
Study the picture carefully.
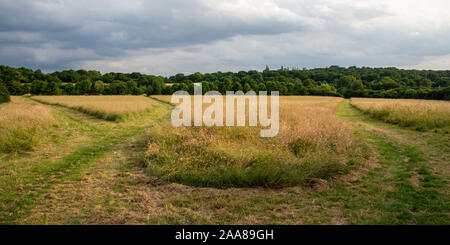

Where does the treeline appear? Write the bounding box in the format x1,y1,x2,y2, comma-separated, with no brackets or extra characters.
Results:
0,79,9,103
0,65,165,97
0,65,449,101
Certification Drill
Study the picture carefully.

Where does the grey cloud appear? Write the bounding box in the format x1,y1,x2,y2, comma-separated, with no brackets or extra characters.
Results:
0,0,312,70
0,0,450,73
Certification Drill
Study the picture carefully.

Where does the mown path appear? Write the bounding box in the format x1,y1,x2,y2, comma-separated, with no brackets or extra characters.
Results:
0,98,448,224
0,98,171,224
333,99,449,224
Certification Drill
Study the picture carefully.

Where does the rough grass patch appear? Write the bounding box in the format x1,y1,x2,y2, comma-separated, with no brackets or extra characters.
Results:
351,98,450,131
0,97,55,152
31,95,158,122
143,96,366,188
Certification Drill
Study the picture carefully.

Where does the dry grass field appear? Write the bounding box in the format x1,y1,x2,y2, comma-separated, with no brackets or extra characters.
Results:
351,98,450,131
0,95,448,225
0,96,55,152
145,96,367,188
32,95,159,121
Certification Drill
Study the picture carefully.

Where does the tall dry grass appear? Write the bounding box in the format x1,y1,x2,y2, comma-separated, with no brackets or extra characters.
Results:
351,98,450,131
0,97,55,152
144,96,366,188
32,96,158,121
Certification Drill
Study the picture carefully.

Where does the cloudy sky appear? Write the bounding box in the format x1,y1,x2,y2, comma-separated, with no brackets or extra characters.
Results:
1,0,449,75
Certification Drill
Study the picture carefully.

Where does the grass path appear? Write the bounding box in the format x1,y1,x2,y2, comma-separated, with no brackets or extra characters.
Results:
333,99,449,224
0,97,171,224
0,98,448,224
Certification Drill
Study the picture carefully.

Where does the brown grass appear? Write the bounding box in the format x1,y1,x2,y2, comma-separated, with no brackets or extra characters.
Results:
32,95,159,121
0,96,55,152
351,98,450,131
144,96,366,188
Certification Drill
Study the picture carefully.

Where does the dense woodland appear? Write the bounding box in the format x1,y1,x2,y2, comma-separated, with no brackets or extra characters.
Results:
0,65,449,103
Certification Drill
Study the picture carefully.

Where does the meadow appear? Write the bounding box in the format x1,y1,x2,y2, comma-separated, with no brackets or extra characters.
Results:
0,95,448,224
0,96,55,152
146,96,366,188
32,95,158,121
351,98,450,131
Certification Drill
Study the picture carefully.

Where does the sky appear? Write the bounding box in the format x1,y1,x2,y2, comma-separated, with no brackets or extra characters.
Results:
1,0,450,75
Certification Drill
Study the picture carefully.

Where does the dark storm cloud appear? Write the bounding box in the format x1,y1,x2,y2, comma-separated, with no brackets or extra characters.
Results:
0,0,449,74
0,0,313,70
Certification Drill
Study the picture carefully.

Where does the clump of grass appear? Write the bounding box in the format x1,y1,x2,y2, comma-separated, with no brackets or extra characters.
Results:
351,98,450,131
144,96,367,188
32,95,158,122
0,97,55,152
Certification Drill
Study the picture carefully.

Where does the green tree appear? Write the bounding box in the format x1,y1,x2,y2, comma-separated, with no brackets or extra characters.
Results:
337,75,355,89
145,85,153,96
20,84,30,95
279,84,288,95
92,80,105,95
294,80,307,95
75,79,92,95
31,80,46,95
110,81,128,95
257,83,266,92
43,77,62,95
303,78,315,88
265,81,277,91
62,83,75,95
417,78,432,88
149,77,164,95
201,81,211,94
9,80,23,95
350,79,364,91
0,81,10,103
126,80,139,95
379,77,400,90
243,83,252,93
219,78,232,94
231,81,243,91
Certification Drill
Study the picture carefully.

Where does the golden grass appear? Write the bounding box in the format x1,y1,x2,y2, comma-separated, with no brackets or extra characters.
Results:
351,98,450,131
32,96,159,121
151,95,175,103
0,96,55,152
145,96,366,188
